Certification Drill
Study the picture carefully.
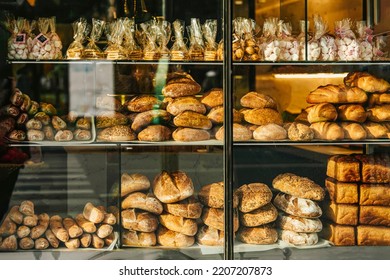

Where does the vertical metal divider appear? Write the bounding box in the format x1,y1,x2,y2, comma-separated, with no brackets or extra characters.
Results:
118,143,123,249
223,0,234,260
305,0,308,61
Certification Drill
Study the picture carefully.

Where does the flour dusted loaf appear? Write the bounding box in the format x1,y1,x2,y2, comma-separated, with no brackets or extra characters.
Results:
359,205,390,227
156,226,195,247
322,200,358,225
172,127,210,142
239,203,278,227
202,207,239,232
326,155,361,182
122,229,156,247
306,84,367,104
200,88,223,109
242,108,283,126
357,225,390,245
163,196,203,219
240,91,277,109
166,96,206,116
325,177,359,204
153,170,194,203
198,181,239,209
279,230,318,246
196,225,224,246
360,184,390,206
344,72,390,93
121,173,150,197
273,193,322,218
286,122,314,141
272,173,325,201
252,124,287,140
162,73,201,98
121,209,158,232
159,212,198,236
237,225,278,245
277,214,322,233
121,192,163,215
236,183,273,213
320,222,356,246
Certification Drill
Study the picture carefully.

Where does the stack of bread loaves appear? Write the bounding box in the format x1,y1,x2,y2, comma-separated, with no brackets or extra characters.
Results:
0,200,117,251
197,182,239,246
272,173,325,246
236,183,278,245
321,154,390,246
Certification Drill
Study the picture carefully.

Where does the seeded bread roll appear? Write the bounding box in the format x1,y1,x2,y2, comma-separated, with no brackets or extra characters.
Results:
97,125,137,142
96,111,128,129
173,111,212,130
240,91,277,109
200,88,223,109
202,207,239,232
138,125,172,142
280,230,319,246
165,96,206,116
159,213,198,236
242,108,283,126
131,109,171,132
121,209,158,232
286,122,314,141
122,229,156,247
163,196,203,219
236,183,273,213
337,104,367,123
127,95,162,112
196,225,224,246
272,173,325,201
152,170,194,204
239,203,278,227
121,192,163,215
237,225,278,245
198,181,238,209
121,173,150,197
156,226,195,247
273,193,322,218
172,127,210,142
277,214,322,233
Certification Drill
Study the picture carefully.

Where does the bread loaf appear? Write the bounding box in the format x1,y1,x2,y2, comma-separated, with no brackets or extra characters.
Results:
65,238,80,249
337,104,367,123
310,122,344,140
215,124,252,141
207,106,242,124
319,222,356,246
280,230,319,246
122,229,156,247
237,225,278,245
322,201,358,225
236,183,273,213
121,209,158,232
121,192,163,215
166,96,206,116
49,215,69,242
355,154,390,183
273,193,322,218
286,122,314,141
325,177,358,204
34,237,49,250
91,233,104,249
242,108,283,126
367,105,390,122
159,213,198,236
19,237,34,250
239,203,278,227
45,229,60,248
0,235,17,251
8,205,23,225
138,125,172,142
240,91,277,109
75,213,97,233
105,232,116,247
83,202,105,223
360,184,390,206
80,233,92,248
19,200,34,216
344,72,390,93
163,196,203,219
127,95,162,112
0,216,17,236
172,127,210,142
368,93,390,107
253,123,287,140
63,217,83,238
202,207,239,232
196,225,224,246
306,84,367,104
362,122,388,139
162,74,201,97
198,181,238,209
357,225,390,245
97,224,113,239
97,125,137,141
326,155,361,182
17,225,30,238
339,122,367,140
121,173,150,197
23,214,38,227
152,170,194,203
277,214,322,233
306,103,338,123
200,88,223,109
157,226,195,247
173,111,212,129
272,173,325,201
30,213,50,239
359,205,390,226
131,109,170,132
96,111,128,129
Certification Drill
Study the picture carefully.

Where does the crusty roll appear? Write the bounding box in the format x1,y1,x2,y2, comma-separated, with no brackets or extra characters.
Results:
277,214,323,233
23,214,38,227
30,213,50,239
19,237,34,250
198,181,238,209
8,205,23,225
63,217,83,238
286,122,314,141
80,233,92,248
91,234,105,249
97,125,137,142
45,229,60,248
104,232,116,247
121,173,150,197
367,105,390,122
173,111,212,130
172,127,210,142
122,229,156,247
49,215,69,242
162,73,201,98
253,123,287,140
96,224,113,239
242,108,283,126
19,200,34,216
17,225,30,239
200,88,223,109
156,226,195,247
202,207,239,232
127,95,162,112
306,84,367,104
237,225,278,245
121,209,158,232
239,203,278,227
273,193,322,218
137,125,172,142
0,235,17,251
196,225,224,246
310,122,344,140
339,122,367,140
240,91,277,109
236,183,273,213
153,170,194,203
95,206,117,225
131,109,171,132
159,212,198,236
337,104,367,123
306,103,338,124
34,237,50,250
0,216,17,236
163,196,203,219
344,72,390,93
280,230,319,246
368,93,390,107
272,173,325,201
206,106,242,124
54,130,74,141
215,124,252,141
75,213,97,233
121,192,163,215
65,238,80,249
83,202,105,224
362,122,389,139
166,96,206,116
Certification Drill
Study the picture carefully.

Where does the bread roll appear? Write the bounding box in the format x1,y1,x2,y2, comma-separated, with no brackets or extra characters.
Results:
337,104,367,123
359,205,390,226
96,111,128,129
198,181,238,209
280,230,318,246
63,217,83,238
320,222,356,246
207,106,242,124
322,201,358,225
91,234,104,249
156,226,195,247
45,229,60,248
97,125,137,141
153,170,194,203
121,209,158,232
202,207,239,232
360,184,390,206
49,215,69,242
326,155,361,182
277,214,322,233
30,213,50,239
368,93,390,106
325,177,359,204
306,84,367,104
19,237,34,250
83,202,105,223
286,122,314,141
196,225,224,246
159,213,198,236
238,225,278,245
131,109,171,132
137,125,172,141
80,233,92,248
339,122,367,140
362,122,388,139
253,124,287,140
173,111,212,130
306,103,338,123
121,192,163,215
127,95,162,112
73,129,92,141
104,232,116,247
344,72,390,93
0,216,17,236
23,214,38,227
239,203,278,227
121,173,150,197
8,205,23,225
200,88,223,108
65,238,80,249
215,124,252,141
17,225,31,238
357,225,390,245
242,108,283,126
166,96,206,116
240,91,277,109
163,196,203,219
0,235,17,251
367,105,390,122
122,229,156,247
162,74,201,97
75,213,97,233
236,183,273,213
310,122,344,140
19,200,34,216
273,193,322,218
96,224,113,239
172,127,210,142
34,237,49,250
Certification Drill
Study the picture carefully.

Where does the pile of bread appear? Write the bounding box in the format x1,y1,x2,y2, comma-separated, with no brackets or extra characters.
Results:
320,153,390,246
1,88,93,142
0,200,117,251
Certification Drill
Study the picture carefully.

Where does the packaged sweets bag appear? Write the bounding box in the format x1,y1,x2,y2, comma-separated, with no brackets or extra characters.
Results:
314,15,337,61
373,35,388,61
232,17,244,61
140,20,160,60
83,18,105,59
297,20,311,60
356,21,373,61
277,20,299,61
122,18,142,60
217,38,223,60
187,18,205,61
104,20,126,60
335,18,360,61
241,18,260,61
261,17,280,61
66,18,89,59
30,17,55,60
202,19,218,61
156,20,171,59
170,19,189,61
297,20,321,61
6,16,34,60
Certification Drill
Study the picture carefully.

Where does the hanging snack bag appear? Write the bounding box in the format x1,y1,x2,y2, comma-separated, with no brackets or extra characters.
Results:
6,16,33,60
335,18,360,61
232,17,244,61
241,18,260,61
157,20,171,59
261,17,280,61
140,20,160,60
48,17,63,59
356,21,373,61
202,19,218,61
373,35,388,61
29,17,54,60
297,20,310,60
66,18,89,59
217,37,223,61
104,20,126,60
277,20,299,61
187,18,205,61
170,19,189,61
122,18,142,60
83,18,105,59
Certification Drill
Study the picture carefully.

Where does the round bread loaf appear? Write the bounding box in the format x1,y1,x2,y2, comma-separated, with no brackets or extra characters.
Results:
239,203,278,227
122,229,156,247
166,96,206,116
253,123,287,140
172,127,210,142
286,122,314,141
121,173,150,197
121,192,163,215
156,226,195,247
273,192,322,218
159,212,198,236
97,125,137,141
173,111,212,130
121,209,158,232
96,111,128,129
196,225,224,246
202,207,239,232
280,229,318,246
163,196,203,219
137,125,172,142
272,173,325,201
206,106,243,124
198,181,239,209
153,170,194,203
215,124,252,141
277,214,322,233
240,91,277,109
127,95,162,113
162,75,201,98
243,108,283,126
200,88,223,109
131,109,171,132
237,225,278,245
236,183,273,213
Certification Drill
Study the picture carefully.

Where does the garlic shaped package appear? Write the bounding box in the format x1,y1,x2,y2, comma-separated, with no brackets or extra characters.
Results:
335,18,360,61
314,15,337,61
48,17,63,59
277,20,299,61
29,17,55,60
83,18,105,59
6,15,35,60
156,19,172,59
170,19,189,61
356,21,373,61
261,17,280,62
140,20,160,60
66,18,89,59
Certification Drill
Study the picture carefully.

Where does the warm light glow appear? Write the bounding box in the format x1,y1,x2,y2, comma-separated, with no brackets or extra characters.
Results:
273,73,349,79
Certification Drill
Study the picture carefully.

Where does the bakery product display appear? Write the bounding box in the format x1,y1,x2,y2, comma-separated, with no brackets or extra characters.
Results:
325,177,359,204
273,193,322,218
237,225,278,245
306,84,367,104
277,214,322,233
279,230,319,246
239,203,278,227
236,183,273,213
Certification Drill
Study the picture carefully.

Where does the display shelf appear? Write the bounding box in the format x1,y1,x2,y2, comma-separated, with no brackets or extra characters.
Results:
233,140,390,146
233,61,390,66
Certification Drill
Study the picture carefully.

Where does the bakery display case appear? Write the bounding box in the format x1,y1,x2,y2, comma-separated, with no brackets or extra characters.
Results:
1,0,390,260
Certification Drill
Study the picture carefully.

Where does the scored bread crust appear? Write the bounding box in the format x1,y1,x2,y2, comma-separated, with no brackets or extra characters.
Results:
163,196,203,218
159,212,198,236
277,214,323,233
273,192,322,218
156,226,195,247
280,230,319,246
239,203,278,227
198,181,239,209
121,192,163,215
152,170,194,203
238,225,278,245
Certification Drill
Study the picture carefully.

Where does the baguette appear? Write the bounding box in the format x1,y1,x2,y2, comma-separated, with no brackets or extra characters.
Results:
367,105,390,122
80,233,92,248
75,213,97,233
0,216,17,236
344,72,390,93
30,213,50,239
19,200,34,216
0,235,17,251
368,93,390,106
362,122,389,139
45,229,60,248
96,206,117,225
17,225,31,239
83,202,105,224
104,232,116,247
63,217,83,238
23,214,38,227
34,237,49,250
49,215,69,242
91,234,105,249
65,238,80,249
19,237,34,250
8,205,23,224
96,224,113,239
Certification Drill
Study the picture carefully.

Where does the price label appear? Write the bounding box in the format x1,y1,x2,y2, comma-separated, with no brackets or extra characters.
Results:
14,33,26,44
36,33,48,46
